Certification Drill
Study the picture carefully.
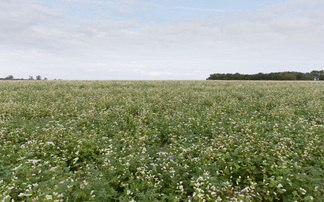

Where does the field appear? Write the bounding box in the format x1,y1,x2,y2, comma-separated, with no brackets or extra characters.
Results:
0,80,323,201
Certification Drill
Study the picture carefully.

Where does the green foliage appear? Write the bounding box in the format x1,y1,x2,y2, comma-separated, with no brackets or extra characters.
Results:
0,80,323,201
311,70,324,81
5,75,14,80
207,71,321,80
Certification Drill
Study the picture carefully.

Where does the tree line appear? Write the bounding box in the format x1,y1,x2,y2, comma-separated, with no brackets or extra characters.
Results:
0,75,48,80
207,70,324,80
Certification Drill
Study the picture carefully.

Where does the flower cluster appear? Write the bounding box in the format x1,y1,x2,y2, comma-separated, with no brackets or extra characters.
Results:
0,80,323,201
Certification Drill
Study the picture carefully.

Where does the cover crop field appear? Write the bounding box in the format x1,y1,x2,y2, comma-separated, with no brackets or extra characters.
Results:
0,80,323,201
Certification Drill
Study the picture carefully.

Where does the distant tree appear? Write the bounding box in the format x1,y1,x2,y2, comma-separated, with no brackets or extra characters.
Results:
5,75,14,80
44,77,48,80
207,70,320,80
252,73,265,80
320,70,324,80
36,75,41,80
283,73,296,80
311,70,324,80
29,76,34,80
233,73,242,80
296,72,305,80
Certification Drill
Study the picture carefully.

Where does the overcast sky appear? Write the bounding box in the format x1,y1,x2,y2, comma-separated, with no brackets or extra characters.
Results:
1,0,324,80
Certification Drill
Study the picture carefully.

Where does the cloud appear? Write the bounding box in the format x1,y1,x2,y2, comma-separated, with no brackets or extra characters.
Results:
0,0,323,79
161,6,224,13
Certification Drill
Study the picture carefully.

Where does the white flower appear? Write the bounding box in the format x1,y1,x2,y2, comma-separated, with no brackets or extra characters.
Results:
300,187,307,195
50,166,58,171
46,195,53,200
277,184,283,188
73,157,79,165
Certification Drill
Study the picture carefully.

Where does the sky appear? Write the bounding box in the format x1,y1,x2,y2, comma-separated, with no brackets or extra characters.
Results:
1,0,324,80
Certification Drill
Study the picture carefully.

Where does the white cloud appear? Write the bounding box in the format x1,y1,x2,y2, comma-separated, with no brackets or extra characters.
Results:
0,0,323,79
161,6,224,13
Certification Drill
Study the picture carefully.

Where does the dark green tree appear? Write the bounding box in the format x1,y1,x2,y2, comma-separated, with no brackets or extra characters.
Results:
311,70,324,80
207,70,322,80
5,75,14,80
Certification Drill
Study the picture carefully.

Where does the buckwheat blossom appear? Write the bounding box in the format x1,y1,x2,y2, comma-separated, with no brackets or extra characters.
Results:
300,188,307,195
46,195,53,200
2,196,11,201
1,80,322,201
50,166,58,171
